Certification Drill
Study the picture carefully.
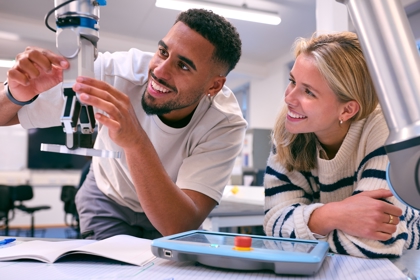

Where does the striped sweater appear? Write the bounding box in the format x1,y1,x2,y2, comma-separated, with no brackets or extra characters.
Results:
264,107,420,258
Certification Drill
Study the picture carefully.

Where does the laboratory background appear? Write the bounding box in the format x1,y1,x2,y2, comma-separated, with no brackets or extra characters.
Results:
0,0,419,237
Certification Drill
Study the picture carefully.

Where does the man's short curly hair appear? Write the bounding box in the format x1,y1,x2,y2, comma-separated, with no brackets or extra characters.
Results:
175,9,242,75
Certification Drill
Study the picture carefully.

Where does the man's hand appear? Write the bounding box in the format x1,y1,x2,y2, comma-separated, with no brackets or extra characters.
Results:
7,47,68,102
73,76,142,149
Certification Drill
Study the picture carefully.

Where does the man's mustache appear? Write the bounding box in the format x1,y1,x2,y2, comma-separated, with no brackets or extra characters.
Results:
149,71,178,93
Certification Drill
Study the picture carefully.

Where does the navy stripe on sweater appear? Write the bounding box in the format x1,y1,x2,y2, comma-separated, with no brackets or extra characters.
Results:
318,176,354,192
265,146,387,198
265,166,312,201
357,147,387,173
272,204,299,237
266,166,291,183
317,147,386,192
334,231,402,258
265,184,302,197
405,207,420,250
380,232,408,245
417,221,420,250
352,191,394,202
332,230,348,255
301,171,317,194
360,169,386,180
355,243,400,259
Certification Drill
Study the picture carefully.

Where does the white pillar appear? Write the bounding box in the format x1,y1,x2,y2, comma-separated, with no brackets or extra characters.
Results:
316,0,349,34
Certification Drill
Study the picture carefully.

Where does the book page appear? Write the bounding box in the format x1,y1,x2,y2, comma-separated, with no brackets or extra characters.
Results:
0,239,94,263
65,235,156,266
0,235,154,266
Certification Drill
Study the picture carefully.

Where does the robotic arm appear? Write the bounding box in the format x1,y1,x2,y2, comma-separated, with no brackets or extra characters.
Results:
337,0,420,210
41,0,120,158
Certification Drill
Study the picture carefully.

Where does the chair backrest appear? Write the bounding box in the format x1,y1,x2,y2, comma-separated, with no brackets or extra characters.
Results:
60,185,78,216
11,185,34,203
0,185,14,227
0,185,13,213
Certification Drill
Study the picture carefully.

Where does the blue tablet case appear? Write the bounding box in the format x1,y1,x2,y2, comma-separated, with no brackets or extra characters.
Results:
151,230,329,275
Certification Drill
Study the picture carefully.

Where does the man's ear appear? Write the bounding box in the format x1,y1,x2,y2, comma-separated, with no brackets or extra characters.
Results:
340,100,360,121
207,75,226,97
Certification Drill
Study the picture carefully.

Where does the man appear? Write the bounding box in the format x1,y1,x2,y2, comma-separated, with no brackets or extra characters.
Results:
0,9,247,240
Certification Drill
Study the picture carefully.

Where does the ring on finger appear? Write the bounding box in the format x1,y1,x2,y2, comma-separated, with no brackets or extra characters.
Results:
388,214,394,224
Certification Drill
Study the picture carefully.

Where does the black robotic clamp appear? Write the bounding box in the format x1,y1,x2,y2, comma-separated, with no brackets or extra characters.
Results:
62,88,96,150
41,0,120,159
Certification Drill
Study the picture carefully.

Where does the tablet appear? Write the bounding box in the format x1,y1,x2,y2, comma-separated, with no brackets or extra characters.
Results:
151,230,329,275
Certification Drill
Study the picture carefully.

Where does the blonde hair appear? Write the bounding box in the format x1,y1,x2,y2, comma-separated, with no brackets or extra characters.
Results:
273,32,378,172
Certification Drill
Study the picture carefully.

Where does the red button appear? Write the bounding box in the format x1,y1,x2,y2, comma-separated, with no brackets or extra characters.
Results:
234,236,252,248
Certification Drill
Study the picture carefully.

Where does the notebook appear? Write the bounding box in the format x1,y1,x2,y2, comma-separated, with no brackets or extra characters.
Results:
0,234,155,266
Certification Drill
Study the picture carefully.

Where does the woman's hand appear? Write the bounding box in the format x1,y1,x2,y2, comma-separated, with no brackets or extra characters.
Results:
309,189,402,240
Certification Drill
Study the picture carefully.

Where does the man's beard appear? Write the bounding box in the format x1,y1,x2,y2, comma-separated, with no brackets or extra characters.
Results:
141,89,204,116
142,91,174,115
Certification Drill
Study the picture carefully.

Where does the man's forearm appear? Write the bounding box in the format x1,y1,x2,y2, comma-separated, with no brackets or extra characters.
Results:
125,133,216,236
0,85,21,126
126,150,207,235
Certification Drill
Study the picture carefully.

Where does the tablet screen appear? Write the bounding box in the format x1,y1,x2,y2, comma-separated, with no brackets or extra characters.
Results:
172,232,316,253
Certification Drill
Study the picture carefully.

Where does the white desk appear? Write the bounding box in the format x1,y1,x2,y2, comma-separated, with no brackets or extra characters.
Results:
203,186,265,231
0,236,418,280
391,249,420,279
203,201,264,231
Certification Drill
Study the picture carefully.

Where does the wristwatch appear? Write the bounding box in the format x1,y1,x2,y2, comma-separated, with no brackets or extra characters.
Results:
3,80,38,106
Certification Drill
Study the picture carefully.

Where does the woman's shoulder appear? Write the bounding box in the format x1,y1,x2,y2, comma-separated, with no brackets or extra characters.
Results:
360,106,389,152
366,106,384,120
363,106,388,133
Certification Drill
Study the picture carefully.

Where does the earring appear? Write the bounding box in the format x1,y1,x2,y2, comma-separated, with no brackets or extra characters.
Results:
339,119,343,125
208,93,211,97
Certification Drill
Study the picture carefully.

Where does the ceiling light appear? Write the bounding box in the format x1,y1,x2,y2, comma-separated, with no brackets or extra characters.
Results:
0,59,14,68
155,0,281,25
0,31,20,41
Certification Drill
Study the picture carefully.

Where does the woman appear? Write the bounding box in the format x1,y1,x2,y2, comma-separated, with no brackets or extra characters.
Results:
264,32,420,258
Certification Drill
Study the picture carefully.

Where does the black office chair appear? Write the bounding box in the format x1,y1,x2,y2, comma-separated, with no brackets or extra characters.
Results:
60,185,80,238
11,185,51,237
0,185,14,236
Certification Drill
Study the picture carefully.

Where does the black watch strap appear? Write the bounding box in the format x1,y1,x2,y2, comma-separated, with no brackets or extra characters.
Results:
3,80,38,106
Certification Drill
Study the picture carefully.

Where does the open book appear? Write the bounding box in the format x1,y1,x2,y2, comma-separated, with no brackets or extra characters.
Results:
0,234,156,266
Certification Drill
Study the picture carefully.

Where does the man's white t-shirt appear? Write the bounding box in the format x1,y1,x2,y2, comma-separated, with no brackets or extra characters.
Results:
18,48,248,212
